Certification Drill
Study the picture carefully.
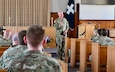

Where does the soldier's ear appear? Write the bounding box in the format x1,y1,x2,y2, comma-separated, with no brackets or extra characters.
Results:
23,36,27,44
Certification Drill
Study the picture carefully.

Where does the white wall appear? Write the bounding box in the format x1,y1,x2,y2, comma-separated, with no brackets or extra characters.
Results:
80,5,115,20
51,0,115,20
50,0,68,12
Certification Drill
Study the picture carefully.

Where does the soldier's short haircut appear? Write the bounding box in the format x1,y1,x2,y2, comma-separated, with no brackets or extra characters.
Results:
27,25,45,48
18,30,27,45
101,28,107,36
97,29,102,36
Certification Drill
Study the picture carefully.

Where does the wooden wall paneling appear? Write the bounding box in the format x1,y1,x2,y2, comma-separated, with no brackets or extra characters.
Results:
3,26,56,48
80,20,115,29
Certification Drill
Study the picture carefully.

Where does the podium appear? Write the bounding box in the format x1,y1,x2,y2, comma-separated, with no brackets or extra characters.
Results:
78,23,95,39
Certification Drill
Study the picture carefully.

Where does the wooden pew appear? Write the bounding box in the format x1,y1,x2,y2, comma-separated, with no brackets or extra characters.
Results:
65,37,71,62
107,46,115,72
92,43,107,72
80,40,92,72
57,59,68,72
3,26,56,48
0,69,7,72
70,38,81,67
0,46,9,56
70,38,89,67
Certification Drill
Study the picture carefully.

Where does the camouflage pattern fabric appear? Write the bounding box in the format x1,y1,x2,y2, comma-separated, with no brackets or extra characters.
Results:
54,18,69,60
57,35,65,60
0,45,27,69
7,50,62,72
98,36,115,46
90,35,100,43
0,35,12,46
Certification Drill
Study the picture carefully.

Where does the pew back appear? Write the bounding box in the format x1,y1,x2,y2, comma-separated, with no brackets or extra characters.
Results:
107,46,115,72
92,43,107,72
70,38,81,67
65,37,71,62
3,26,56,48
80,40,92,72
0,69,7,72
70,38,89,67
57,59,68,72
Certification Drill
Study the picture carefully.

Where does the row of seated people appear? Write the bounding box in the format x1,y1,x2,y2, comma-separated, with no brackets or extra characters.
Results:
67,28,115,63
89,28,115,62
0,30,12,46
65,28,115,66
91,28,115,46
0,25,63,72
89,28,115,61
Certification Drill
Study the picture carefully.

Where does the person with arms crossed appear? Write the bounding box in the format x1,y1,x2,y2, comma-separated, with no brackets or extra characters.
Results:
54,12,69,60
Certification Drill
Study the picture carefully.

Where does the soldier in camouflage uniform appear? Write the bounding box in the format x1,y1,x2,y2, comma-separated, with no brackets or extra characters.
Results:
98,28,115,46
7,25,62,72
0,30,12,46
0,30,27,69
90,29,101,43
54,12,69,60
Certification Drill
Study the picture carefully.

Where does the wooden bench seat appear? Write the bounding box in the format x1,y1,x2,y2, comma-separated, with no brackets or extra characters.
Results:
57,59,68,72
0,46,9,56
107,46,115,72
70,38,81,67
0,69,7,72
65,37,71,63
3,26,56,48
70,38,89,67
80,40,92,72
92,43,108,72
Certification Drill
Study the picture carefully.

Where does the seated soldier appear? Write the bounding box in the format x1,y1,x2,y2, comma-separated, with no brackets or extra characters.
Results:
0,30,27,69
98,28,115,46
0,30,12,46
89,28,115,61
90,29,101,43
7,25,62,72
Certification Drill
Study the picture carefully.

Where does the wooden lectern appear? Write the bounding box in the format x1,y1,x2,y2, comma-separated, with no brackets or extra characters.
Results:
78,23,95,39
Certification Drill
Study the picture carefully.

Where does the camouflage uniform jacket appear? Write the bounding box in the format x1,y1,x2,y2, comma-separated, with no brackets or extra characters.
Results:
54,18,69,44
0,35,12,46
7,50,62,72
98,36,115,46
0,45,27,69
90,35,100,43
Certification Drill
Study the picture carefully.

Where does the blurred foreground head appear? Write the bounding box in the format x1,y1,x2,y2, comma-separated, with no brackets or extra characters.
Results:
3,30,11,38
26,25,45,49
